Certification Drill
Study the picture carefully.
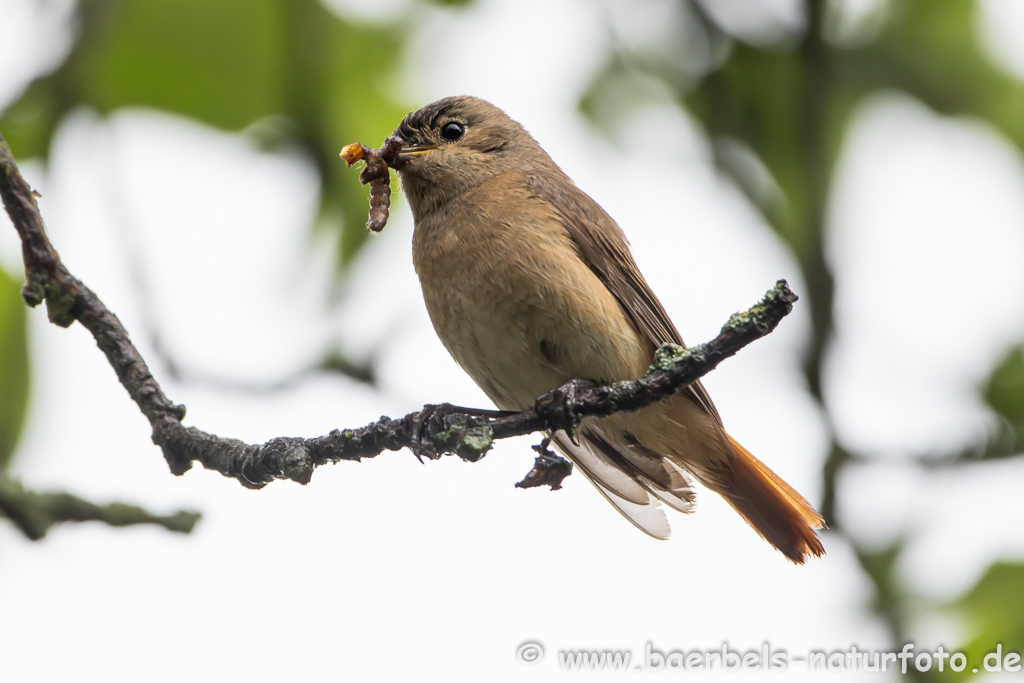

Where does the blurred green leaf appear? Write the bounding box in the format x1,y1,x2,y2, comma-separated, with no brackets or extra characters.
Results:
875,0,1024,148
75,0,286,129
289,1,408,263
685,41,839,254
984,344,1024,445
0,78,66,161
887,329,1024,467
948,562,1024,678
0,267,30,471
578,56,680,138
0,0,414,266
582,0,1024,263
0,0,284,157
858,542,903,617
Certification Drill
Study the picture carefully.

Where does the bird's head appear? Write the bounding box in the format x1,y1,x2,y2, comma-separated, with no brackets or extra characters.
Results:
392,96,553,217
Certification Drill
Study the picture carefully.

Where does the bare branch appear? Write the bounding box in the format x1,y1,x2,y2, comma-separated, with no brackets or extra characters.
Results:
1,133,797,491
0,474,200,540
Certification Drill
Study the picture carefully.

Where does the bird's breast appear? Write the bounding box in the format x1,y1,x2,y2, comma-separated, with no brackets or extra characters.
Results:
411,172,650,410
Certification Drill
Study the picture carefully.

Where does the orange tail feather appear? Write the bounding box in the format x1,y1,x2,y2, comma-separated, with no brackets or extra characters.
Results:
716,434,825,564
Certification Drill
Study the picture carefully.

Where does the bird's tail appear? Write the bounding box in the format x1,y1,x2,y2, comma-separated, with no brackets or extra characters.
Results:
706,433,826,564
553,395,826,563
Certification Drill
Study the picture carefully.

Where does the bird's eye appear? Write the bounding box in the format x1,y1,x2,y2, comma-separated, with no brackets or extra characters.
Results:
440,121,465,142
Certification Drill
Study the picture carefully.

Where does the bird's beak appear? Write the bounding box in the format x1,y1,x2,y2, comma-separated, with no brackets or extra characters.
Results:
397,145,437,162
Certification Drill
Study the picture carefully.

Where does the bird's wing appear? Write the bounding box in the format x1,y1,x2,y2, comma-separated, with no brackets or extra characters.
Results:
525,173,722,425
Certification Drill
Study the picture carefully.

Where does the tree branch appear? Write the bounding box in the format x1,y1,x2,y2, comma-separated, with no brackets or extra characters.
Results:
0,133,797,491
0,474,200,540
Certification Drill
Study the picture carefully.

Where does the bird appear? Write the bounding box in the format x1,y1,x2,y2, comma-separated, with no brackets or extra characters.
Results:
389,95,824,563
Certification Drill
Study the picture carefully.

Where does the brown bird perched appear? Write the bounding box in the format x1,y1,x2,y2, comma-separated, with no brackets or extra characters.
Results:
390,96,825,563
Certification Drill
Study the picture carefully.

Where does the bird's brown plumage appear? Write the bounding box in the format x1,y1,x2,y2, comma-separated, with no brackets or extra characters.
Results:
393,95,825,563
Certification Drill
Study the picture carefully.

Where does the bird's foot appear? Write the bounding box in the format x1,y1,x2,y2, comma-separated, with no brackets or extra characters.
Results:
534,379,594,446
406,403,511,461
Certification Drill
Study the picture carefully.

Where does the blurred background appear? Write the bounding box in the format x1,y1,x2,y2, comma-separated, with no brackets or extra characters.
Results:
2,0,1024,680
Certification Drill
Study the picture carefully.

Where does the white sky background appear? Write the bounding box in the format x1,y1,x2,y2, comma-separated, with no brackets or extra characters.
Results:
2,0,1024,680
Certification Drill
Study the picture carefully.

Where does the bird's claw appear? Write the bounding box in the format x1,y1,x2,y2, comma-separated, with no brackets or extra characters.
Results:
407,403,510,461
407,403,452,461
534,379,592,445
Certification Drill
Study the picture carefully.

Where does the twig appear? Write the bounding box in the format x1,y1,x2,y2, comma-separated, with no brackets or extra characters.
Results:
0,133,797,491
0,474,200,540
